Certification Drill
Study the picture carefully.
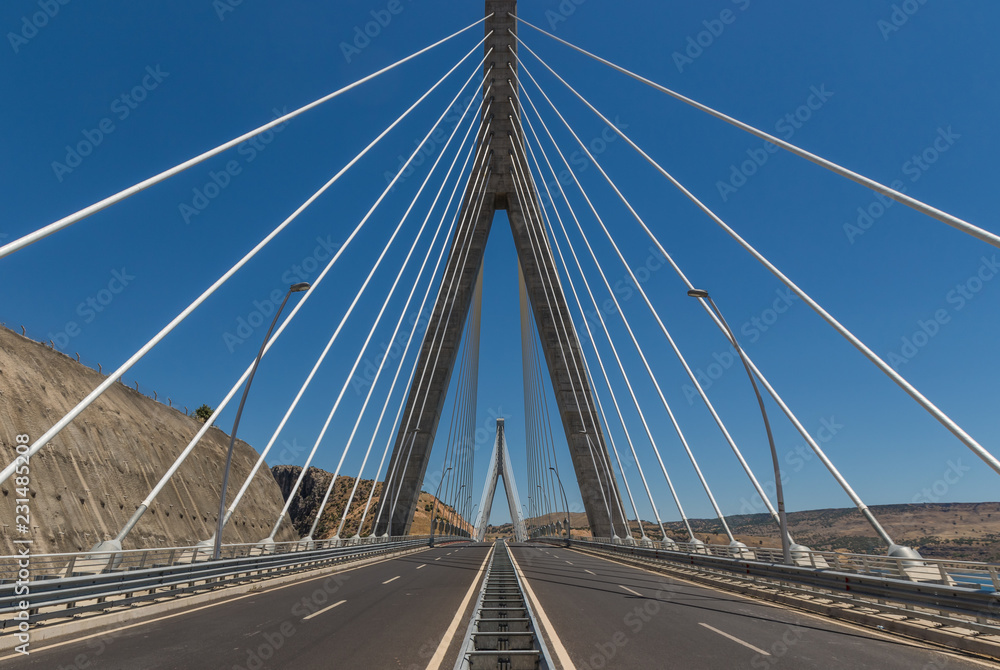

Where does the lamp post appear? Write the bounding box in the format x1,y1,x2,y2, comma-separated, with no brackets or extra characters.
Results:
687,288,792,565
428,467,452,547
550,466,571,545
213,282,309,561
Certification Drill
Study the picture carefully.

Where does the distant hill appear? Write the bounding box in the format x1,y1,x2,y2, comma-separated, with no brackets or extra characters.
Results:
495,503,1000,561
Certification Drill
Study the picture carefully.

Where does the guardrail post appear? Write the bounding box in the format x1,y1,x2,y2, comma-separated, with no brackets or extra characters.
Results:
63,555,77,578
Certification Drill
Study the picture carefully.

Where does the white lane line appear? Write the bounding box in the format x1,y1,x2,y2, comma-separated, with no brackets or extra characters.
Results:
303,599,346,621
619,585,643,597
416,564,426,570
383,576,401,585
425,546,494,670
565,560,573,565
584,569,596,575
508,549,577,670
435,557,442,561
699,623,771,656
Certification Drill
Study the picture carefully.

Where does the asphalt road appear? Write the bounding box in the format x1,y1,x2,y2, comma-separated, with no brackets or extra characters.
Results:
2,543,488,670
510,544,996,670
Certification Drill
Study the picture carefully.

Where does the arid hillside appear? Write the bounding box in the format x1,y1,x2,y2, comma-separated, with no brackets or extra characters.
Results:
0,326,296,555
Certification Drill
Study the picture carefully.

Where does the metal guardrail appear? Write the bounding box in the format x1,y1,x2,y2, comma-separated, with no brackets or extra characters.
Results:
570,536,1000,589
0,535,465,632
537,536,1000,637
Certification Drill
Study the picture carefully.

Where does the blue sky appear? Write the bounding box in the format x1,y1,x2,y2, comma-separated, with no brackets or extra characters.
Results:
2,1,998,534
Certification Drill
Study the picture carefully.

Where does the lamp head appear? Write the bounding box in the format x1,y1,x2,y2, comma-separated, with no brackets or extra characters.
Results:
687,288,710,299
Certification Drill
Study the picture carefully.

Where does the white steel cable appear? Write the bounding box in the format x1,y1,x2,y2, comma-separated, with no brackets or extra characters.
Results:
510,51,896,546
517,138,651,542
508,164,630,538
381,150,495,529
222,53,492,534
513,22,1000,250
326,91,488,540
12,42,491,495
516,36,1000,482
378,150,494,531
513,72,743,540
0,15,491,260
516,114,689,542
356,114,493,537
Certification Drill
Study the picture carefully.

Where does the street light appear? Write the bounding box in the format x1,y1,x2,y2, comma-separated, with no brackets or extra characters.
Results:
550,466,571,545
687,287,792,565
213,282,309,561
428,467,452,547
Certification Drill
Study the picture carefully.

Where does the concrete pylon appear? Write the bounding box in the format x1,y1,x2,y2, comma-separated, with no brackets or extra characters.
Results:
376,0,627,538
474,419,527,541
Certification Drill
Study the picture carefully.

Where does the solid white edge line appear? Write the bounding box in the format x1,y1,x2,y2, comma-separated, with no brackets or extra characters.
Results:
303,599,347,621
618,585,643,597
424,545,494,670
508,548,577,670
383,576,401,585
699,622,771,656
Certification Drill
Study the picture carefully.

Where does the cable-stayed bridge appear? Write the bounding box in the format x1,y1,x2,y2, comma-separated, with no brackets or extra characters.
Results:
2,1,999,668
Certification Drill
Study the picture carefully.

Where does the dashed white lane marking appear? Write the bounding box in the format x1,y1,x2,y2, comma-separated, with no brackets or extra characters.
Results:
303,599,347,621
565,560,573,565
584,569,596,575
416,564,426,570
435,557,442,561
618,585,643,597
508,549,577,670
425,546,494,670
382,576,401,585
699,623,771,656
